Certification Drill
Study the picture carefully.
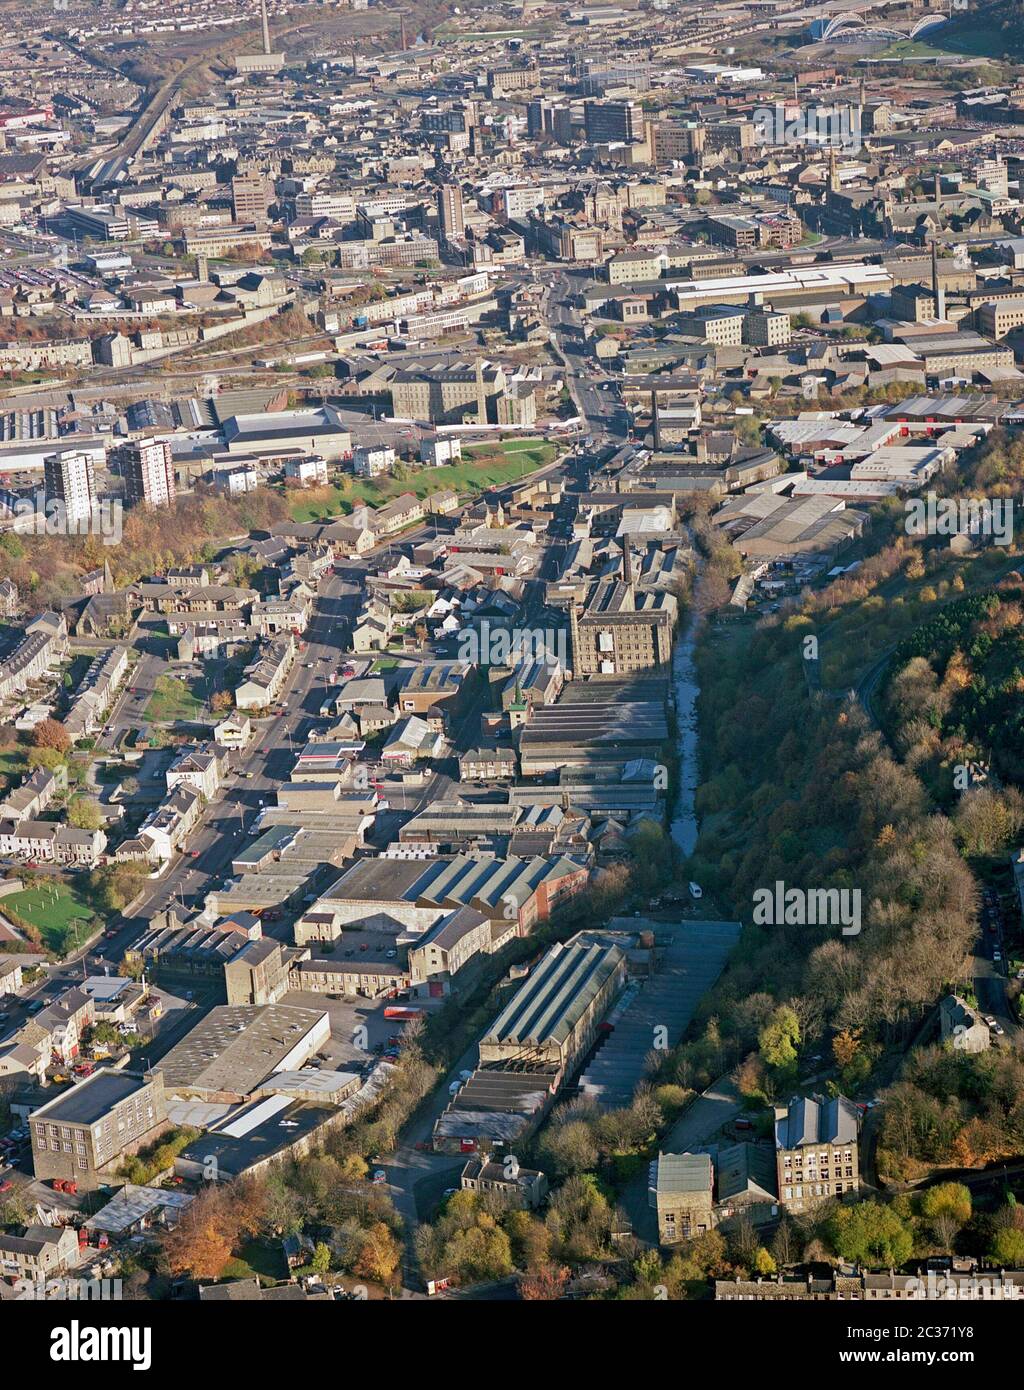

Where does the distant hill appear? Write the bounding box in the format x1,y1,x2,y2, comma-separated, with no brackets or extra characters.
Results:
939,0,1024,59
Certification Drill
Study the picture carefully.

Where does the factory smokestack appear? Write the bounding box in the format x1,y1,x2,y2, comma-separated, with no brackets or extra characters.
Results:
260,0,272,56
931,239,946,322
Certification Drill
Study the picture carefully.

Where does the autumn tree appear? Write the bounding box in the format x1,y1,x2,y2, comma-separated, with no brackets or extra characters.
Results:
352,1221,402,1286
162,1187,238,1280
519,1262,570,1301
832,1028,861,1070
32,718,71,753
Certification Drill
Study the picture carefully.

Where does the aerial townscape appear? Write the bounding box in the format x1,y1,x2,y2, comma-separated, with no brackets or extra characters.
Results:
5,0,1024,1347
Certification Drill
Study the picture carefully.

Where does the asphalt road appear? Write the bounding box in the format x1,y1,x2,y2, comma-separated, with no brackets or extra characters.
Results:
544,269,630,443
97,651,163,753
116,570,364,925
974,945,1020,1044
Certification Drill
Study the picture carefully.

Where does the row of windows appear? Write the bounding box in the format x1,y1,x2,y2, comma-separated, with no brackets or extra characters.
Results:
662,1213,708,1237
784,1182,849,1199
783,1150,853,1165
593,633,659,651
36,1104,155,1148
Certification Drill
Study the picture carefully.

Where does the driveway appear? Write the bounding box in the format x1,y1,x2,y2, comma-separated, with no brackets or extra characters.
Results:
620,1073,742,1243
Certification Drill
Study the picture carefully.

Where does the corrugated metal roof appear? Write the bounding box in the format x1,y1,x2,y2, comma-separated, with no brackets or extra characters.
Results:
484,939,623,1048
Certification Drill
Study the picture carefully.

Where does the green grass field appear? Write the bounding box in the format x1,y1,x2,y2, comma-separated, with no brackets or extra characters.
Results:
883,23,1008,61
286,440,559,523
0,748,26,780
219,1240,290,1285
4,880,94,955
881,39,949,58
145,675,204,723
